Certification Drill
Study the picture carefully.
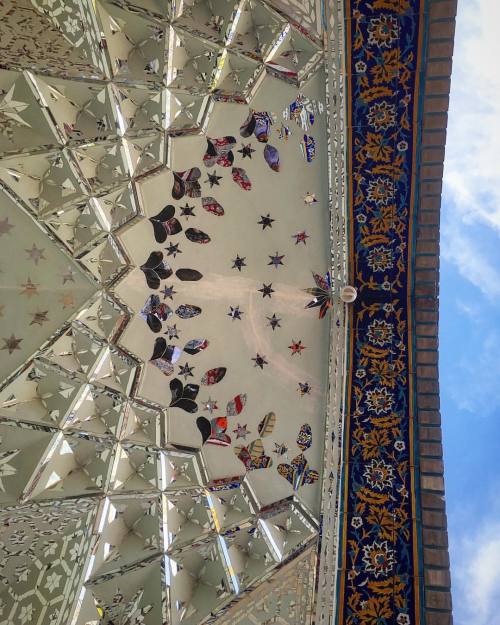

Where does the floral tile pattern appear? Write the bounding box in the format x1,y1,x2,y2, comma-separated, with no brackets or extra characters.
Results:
338,1,424,623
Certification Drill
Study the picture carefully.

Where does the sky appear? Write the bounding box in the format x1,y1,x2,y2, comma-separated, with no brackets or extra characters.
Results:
440,0,500,623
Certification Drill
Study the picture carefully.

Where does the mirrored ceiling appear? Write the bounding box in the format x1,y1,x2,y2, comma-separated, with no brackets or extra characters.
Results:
0,1,338,624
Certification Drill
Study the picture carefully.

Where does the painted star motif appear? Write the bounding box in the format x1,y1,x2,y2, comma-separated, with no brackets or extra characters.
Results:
268,252,285,268
289,340,306,355
298,381,312,396
178,363,194,380
238,143,255,158
30,310,49,326
61,267,75,284
165,242,181,257
228,305,243,321
0,217,14,236
304,192,317,205
20,278,39,298
273,442,288,455
231,254,246,272
233,423,250,439
252,353,268,369
180,203,196,219
161,285,176,300
205,170,222,187
25,244,46,265
292,230,309,245
266,313,281,331
258,283,274,298
258,214,274,230
165,324,179,339
59,293,75,309
203,397,218,414
1,334,22,354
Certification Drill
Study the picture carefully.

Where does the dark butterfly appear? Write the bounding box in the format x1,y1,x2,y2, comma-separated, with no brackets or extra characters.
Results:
172,168,201,200
169,378,199,413
185,228,210,244
140,294,173,332
175,268,203,282
149,205,181,243
140,251,172,289
150,337,182,376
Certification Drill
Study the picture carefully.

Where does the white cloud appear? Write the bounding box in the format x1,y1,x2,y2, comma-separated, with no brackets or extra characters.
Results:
442,220,500,298
442,0,500,290
444,0,500,227
451,515,500,625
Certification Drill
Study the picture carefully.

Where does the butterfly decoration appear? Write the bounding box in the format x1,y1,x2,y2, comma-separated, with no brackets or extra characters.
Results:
234,412,276,471
203,136,236,167
201,367,226,385
301,134,316,163
141,297,203,330
149,205,181,243
171,167,201,200
175,304,202,319
197,393,247,446
185,228,210,244
169,378,200,413
277,423,319,489
140,251,172,289
140,294,172,332
231,167,251,191
240,110,273,143
149,206,211,246
202,196,224,216
304,271,333,319
263,144,280,172
150,337,208,376
284,94,317,131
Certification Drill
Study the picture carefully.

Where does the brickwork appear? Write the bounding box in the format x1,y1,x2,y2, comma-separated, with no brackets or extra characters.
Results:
414,1,457,623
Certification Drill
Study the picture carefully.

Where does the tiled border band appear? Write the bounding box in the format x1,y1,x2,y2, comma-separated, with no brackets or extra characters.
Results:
336,0,456,623
415,1,456,623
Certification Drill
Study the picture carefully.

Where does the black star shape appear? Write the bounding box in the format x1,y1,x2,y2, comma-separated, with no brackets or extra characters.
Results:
252,353,268,369
165,324,179,339
178,363,194,380
228,306,243,321
258,283,274,298
180,203,196,219
238,143,255,158
258,214,275,230
298,381,312,396
160,285,176,300
232,255,247,272
166,242,181,257
205,170,222,187
266,313,281,330
268,252,285,268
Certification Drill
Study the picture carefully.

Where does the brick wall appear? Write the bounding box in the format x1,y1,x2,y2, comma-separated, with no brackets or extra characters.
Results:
415,1,457,623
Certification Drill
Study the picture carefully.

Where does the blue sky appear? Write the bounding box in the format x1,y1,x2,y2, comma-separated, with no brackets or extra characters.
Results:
441,0,500,622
